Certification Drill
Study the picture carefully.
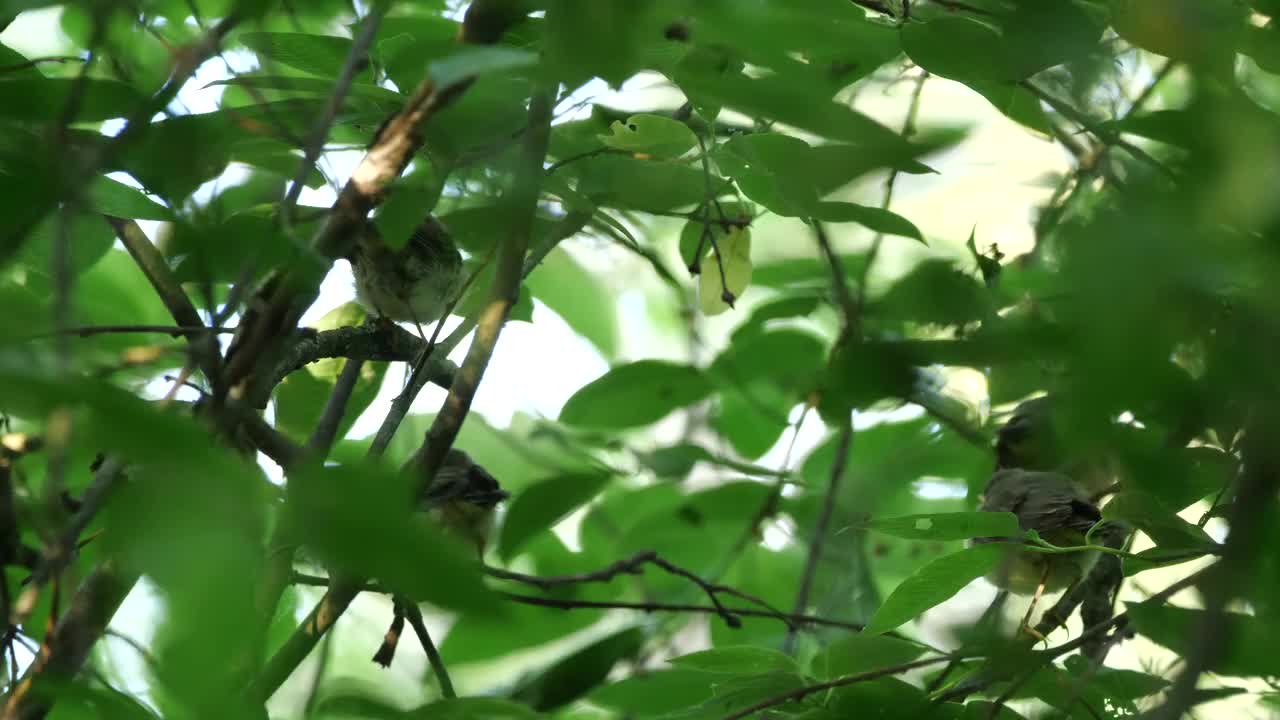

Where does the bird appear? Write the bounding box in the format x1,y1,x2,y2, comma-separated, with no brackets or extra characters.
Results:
994,395,1118,498
977,468,1102,596
349,216,464,329
418,448,509,555
977,395,1120,638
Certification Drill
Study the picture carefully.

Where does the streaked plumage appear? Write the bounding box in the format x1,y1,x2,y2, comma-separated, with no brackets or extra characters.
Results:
421,448,508,554
350,217,463,324
977,469,1101,594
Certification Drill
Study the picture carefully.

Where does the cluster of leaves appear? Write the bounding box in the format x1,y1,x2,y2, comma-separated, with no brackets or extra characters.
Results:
0,0,1279,719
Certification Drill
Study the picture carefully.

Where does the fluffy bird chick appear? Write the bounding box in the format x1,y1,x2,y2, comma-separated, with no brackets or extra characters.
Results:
350,217,463,325
977,469,1102,595
419,448,509,554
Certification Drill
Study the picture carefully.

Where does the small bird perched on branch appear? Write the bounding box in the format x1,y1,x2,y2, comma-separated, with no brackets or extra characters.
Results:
978,468,1102,595
976,396,1123,637
349,216,464,328
419,448,509,554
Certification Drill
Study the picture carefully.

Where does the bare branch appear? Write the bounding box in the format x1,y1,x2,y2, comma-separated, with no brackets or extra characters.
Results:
720,657,954,720
783,424,854,653
281,1,389,229
403,601,455,698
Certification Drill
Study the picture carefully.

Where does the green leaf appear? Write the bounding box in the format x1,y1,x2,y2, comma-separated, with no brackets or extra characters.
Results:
698,226,752,315
1243,25,1280,74
204,75,400,103
0,77,145,122
19,211,115,280
713,381,792,459
287,460,498,614
1111,0,1246,69
238,32,363,78
865,543,1008,634
87,176,171,221
902,16,1009,84
588,669,714,717
599,113,698,160
874,259,992,326
826,677,940,719
815,202,924,243
818,340,918,420
441,584,603,664
733,294,825,339
709,328,826,394
1127,603,1274,678
415,698,539,719
810,635,926,680
567,154,729,212
1103,490,1217,551
498,473,611,561
428,46,538,89
511,628,645,711
560,360,713,429
900,16,1052,132
670,646,799,675
995,2,1105,79
864,512,1019,542
675,63,913,150
525,246,618,358
544,2,658,86
671,672,807,720
714,133,821,217
72,249,175,351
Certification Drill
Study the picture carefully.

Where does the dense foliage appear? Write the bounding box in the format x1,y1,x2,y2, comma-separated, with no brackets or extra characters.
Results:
1,0,1279,718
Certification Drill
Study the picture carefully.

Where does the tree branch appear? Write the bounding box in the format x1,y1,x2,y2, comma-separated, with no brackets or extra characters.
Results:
721,657,954,720
267,323,458,403
499,592,868,633
487,551,793,630
3,12,241,260
2,563,138,720
1148,412,1279,720
10,458,125,629
246,17,543,701
407,85,554,500
783,424,854,653
106,216,222,388
221,0,518,398
281,0,389,229
403,601,455,699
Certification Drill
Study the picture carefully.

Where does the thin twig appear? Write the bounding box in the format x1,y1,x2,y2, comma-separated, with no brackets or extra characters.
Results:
281,0,389,229
1148,413,1278,720
106,216,221,387
288,571,876,635
305,358,366,456
498,592,868,633
3,15,242,259
812,222,858,340
406,86,555,501
1020,81,1176,181
14,325,236,342
721,656,954,720
932,566,1210,704
2,562,138,720
370,603,404,668
783,424,854,653
487,551,794,630
10,458,125,628
403,601,455,698
0,56,85,73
